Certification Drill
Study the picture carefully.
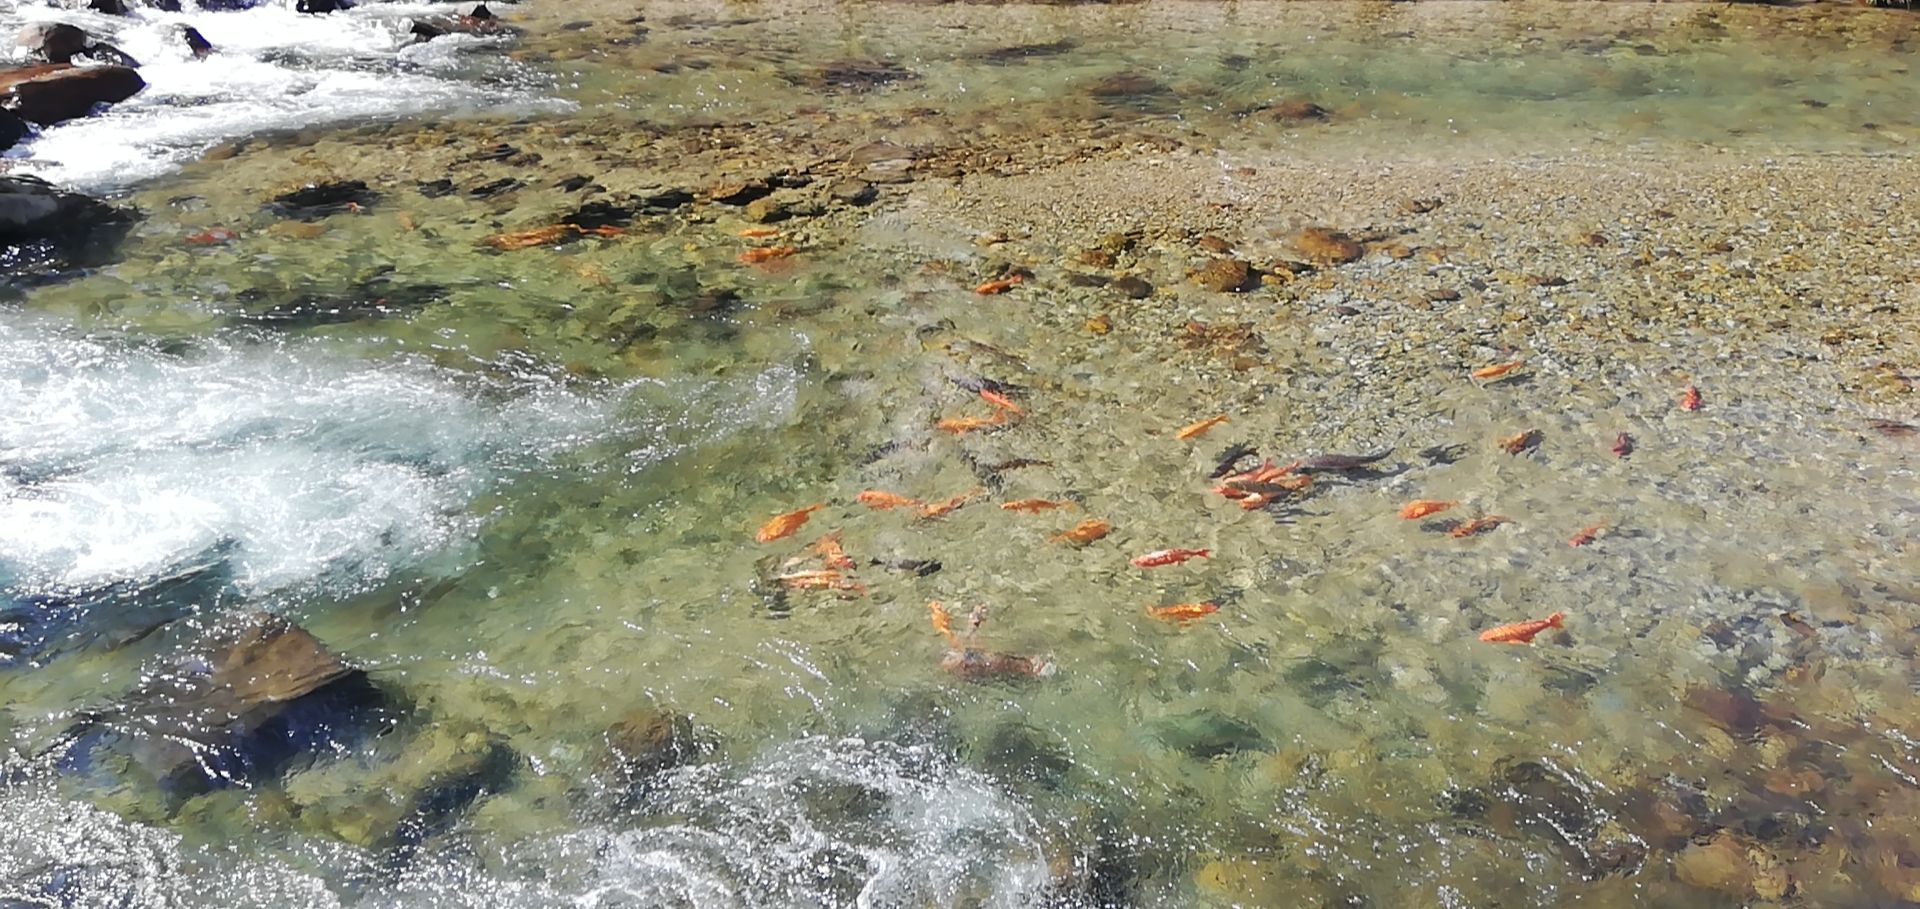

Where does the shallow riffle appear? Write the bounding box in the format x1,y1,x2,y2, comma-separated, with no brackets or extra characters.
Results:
3,2,1920,908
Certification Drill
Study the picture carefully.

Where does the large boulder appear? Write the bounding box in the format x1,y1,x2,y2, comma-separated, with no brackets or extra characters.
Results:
56,612,392,803
0,64,145,126
0,108,26,152
0,174,137,278
15,22,90,64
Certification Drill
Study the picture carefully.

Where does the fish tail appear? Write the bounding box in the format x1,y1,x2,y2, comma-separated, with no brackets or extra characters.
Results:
1198,549,1212,558
1547,612,1565,627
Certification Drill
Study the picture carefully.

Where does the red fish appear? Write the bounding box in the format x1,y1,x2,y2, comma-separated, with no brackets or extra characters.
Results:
1471,359,1525,381
1130,548,1211,568
1680,384,1703,411
1479,612,1565,644
1399,499,1458,520
755,504,824,543
1568,523,1607,547
185,227,238,246
978,389,1025,415
1611,433,1633,458
1147,602,1220,622
1449,515,1510,538
974,274,1025,295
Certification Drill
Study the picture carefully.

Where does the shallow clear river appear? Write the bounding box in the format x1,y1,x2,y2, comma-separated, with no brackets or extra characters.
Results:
3,1,1920,907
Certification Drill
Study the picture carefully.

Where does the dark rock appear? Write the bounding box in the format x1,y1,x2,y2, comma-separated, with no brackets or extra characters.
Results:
232,276,447,328
78,0,128,14
467,177,523,198
179,25,213,59
1155,709,1268,760
828,178,877,206
0,174,137,279
1113,275,1153,299
15,23,90,64
554,174,594,192
286,720,515,850
603,707,706,785
1,547,232,667
416,178,456,198
58,612,393,801
470,3,494,18
1085,72,1168,99
296,0,348,12
0,108,26,153
707,179,771,205
1063,272,1107,288
974,39,1076,64
410,11,518,42
0,64,145,126
265,180,376,219
1191,257,1254,293
74,43,139,68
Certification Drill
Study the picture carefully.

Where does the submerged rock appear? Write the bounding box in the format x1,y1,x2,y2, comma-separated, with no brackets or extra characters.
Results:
57,612,392,801
15,23,89,64
410,8,519,42
1191,256,1254,293
1293,227,1364,264
0,174,137,278
285,720,516,850
0,547,233,667
1154,708,1268,760
0,64,145,126
805,59,918,92
602,706,709,787
1264,99,1331,123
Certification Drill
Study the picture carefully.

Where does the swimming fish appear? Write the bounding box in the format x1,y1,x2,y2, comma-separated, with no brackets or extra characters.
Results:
978,389,1025,415
857,490,921,510
756,504,824,543
738,245,797,264
1207,443,1259,479
1479,612,1565,644
1680,384,1703,411
1295,449,1393,472
1147,602,1220,623
1611,433,1634,458
1471,359,1525,381
918,488,984,518
1176,414,1230,440
1869,419,1916,437
1449,515,1510,538
974,274,1025,295
775,569,866,595
809,531,855,569
1568,523,1608,547
184,227,238,246
736,227,781,238
1051,518,1113,545
935,413,1007,434
1001,498,1073,513
1131,548,1211,568
929,600,959,646
1400,500,1459,520
1497,429,1541,455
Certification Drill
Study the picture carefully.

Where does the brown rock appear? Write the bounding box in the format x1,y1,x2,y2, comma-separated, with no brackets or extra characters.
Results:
605,707,704,782
1196,234,1233,254
743,195,789,223
1294,227,1363,264
1265,99,1330,123
1086,72,1167,98
828,178,876,206
1076,248,1115,268
707,179,771,205
1192,257,1254,293
1398,197,1442,214
1425,288,1461,303
1575,231,1609,247
15,23,90,64
0,63,144,125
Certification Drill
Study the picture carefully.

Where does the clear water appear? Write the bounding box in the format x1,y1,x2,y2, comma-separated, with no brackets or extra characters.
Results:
4,2,1920,907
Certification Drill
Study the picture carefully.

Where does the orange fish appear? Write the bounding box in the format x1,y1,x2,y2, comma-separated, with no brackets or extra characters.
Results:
1471,359,1525,381
974,274,1025,295
1479,612,1565,644
1131,548,1211,568
809,530,855,569
184,227,238,246
1148,602,1220,622
1400,499,1459,520
755,504,824,543
917,488,983,518
1680,384,1703,411
776,569,865,595
739,245,797,264
1568,523,1608,547
857,490,922,510
978,388,1025,415
1498,429,1541,455
485,224,577,251
736,227,782,238
935,413,1007,434
1449,515,1510,538
1001,498,1072,513
1238,493,1274,510
929,600,959,646
1176,414,1229,440
1051,518,1112,545
582,225,626,238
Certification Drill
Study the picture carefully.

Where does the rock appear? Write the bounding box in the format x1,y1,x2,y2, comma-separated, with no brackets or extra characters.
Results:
0,64,145,126
1192,257,1254,293
707,179,771,205
603,706,706,785
743,195,790,223
285,720,515,849
265,180,376,219
1293,227,1363,264
57,612,391,800
410,10,519,41
15,23,90,64
827,178,876,206
67,0,128,14
74,42,138,68
0,108,26,153
179,25,213,59
975,721,1072,789
296,0,349,12
0,174,137,277
1265,99,1331,123
1086,72,1167,99
1674,830,1759,896
1113,275,1153,299
1,549,229,666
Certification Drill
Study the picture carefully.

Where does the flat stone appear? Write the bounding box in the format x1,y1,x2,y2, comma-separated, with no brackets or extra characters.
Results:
0,64,145,126
828,178,877,206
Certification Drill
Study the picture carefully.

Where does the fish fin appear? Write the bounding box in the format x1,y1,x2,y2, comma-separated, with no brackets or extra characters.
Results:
1547,612,1566,627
